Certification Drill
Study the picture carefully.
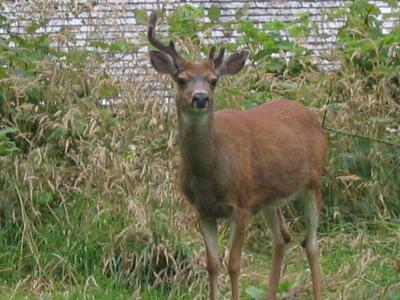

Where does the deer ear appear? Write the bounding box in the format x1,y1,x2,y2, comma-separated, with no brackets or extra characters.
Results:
216,50,248,76
149,50,178,75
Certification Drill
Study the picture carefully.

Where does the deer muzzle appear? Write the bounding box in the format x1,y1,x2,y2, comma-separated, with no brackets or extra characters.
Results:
192,91,209,110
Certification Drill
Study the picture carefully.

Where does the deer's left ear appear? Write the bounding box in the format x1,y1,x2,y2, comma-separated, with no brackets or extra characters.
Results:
216,51,248,76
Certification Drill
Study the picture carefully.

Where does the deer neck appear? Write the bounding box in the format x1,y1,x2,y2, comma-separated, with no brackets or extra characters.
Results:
177,110,216,176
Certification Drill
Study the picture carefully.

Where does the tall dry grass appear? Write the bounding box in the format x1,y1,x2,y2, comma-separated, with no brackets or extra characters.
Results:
0,2,399,299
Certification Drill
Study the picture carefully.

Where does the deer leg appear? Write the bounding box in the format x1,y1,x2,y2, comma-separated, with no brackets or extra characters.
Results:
199,216,219,300
266,208,289,300
277,208,291,244
228,209,249,300
302,187,322,300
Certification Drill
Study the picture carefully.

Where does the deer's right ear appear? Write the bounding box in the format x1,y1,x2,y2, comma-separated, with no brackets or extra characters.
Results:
149,50,178,75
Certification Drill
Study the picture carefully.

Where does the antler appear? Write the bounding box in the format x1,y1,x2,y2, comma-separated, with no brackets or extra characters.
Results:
208,46,225,69
148,11,185,68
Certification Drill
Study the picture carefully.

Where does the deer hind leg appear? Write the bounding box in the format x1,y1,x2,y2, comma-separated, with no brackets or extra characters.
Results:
228,209,249,300
199,216,219,300
266,207,290,300
302,187,322,300
277,208,291,244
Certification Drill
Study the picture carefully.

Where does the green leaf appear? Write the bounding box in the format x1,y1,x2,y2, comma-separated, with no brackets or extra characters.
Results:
9,34,29,48
91,39,138,53
370,117,393,123
289,25,309,38
26,20,47,34
277,281,291,292
276,40,294,51
388,288,400,300
50,127,68,142
67,49,88,65
353,139,372,154
326,103,342,113
338,153,372,180
110,38,126,52
261,38,277,51
264,21,286,31
245,286,265,300
277,81,299,90
208,5,221,22
0,127,18,156
135,9,148,25
243,100,259,109
100,82,118,98
0,14,7,26
90,40,110,50
384,0,399,8
39,192,54,205
168,5,206,38
109,38,138,53
265,58,286,73
0,142,17,156
240,20,255,32
235,4,249,20
253,50,269,62
221,21,233,31
0,127,17,136
0,65,5,78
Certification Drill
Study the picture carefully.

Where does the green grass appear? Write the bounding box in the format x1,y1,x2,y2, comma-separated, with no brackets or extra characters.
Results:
1,218,399,299
1,3,399,299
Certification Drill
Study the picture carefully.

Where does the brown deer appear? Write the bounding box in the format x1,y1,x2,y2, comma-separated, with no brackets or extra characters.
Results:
147,11,328,300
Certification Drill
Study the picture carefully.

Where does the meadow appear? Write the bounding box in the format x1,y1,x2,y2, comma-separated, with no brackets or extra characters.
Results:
0,2,399,299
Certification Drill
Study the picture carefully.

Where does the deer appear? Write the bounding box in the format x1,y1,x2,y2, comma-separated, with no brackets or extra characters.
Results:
147,11,328,300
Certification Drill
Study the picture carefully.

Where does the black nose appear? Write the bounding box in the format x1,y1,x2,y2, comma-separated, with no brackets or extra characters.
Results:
192,92,209,109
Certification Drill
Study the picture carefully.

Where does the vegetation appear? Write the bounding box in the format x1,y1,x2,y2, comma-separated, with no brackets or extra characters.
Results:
0,1,399,299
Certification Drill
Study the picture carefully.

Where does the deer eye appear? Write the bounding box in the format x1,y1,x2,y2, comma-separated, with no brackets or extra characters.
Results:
210,77,218,88
177,77,188,86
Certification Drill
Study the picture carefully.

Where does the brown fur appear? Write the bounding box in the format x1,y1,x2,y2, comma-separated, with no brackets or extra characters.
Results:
147,11,327,300
179,98,328,217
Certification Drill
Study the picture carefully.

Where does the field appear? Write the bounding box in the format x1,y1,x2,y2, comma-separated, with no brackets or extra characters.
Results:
0,2,399,300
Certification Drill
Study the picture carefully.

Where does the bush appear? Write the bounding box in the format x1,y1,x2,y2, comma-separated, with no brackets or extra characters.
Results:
0,3,399,298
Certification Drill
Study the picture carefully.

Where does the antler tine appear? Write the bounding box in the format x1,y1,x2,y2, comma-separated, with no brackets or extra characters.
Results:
214,46,225,69
147,11,184,66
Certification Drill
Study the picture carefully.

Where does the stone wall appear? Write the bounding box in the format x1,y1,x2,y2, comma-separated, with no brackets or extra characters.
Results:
1,0,399,77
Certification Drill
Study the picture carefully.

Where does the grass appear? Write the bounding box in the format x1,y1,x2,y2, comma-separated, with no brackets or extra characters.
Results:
1,66,399,299
1,3,400,299
1,218,398,299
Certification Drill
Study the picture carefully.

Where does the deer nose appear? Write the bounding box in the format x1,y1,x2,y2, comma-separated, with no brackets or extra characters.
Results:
192,92,209,110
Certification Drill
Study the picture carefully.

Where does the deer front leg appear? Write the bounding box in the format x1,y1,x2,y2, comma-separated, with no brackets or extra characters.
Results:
229,209,249,300
199,216,219,300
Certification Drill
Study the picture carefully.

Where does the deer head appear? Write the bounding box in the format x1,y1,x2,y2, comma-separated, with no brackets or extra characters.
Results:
147,12,248,116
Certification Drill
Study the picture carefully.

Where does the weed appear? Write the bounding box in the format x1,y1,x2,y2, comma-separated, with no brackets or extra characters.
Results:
0,2,399,299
